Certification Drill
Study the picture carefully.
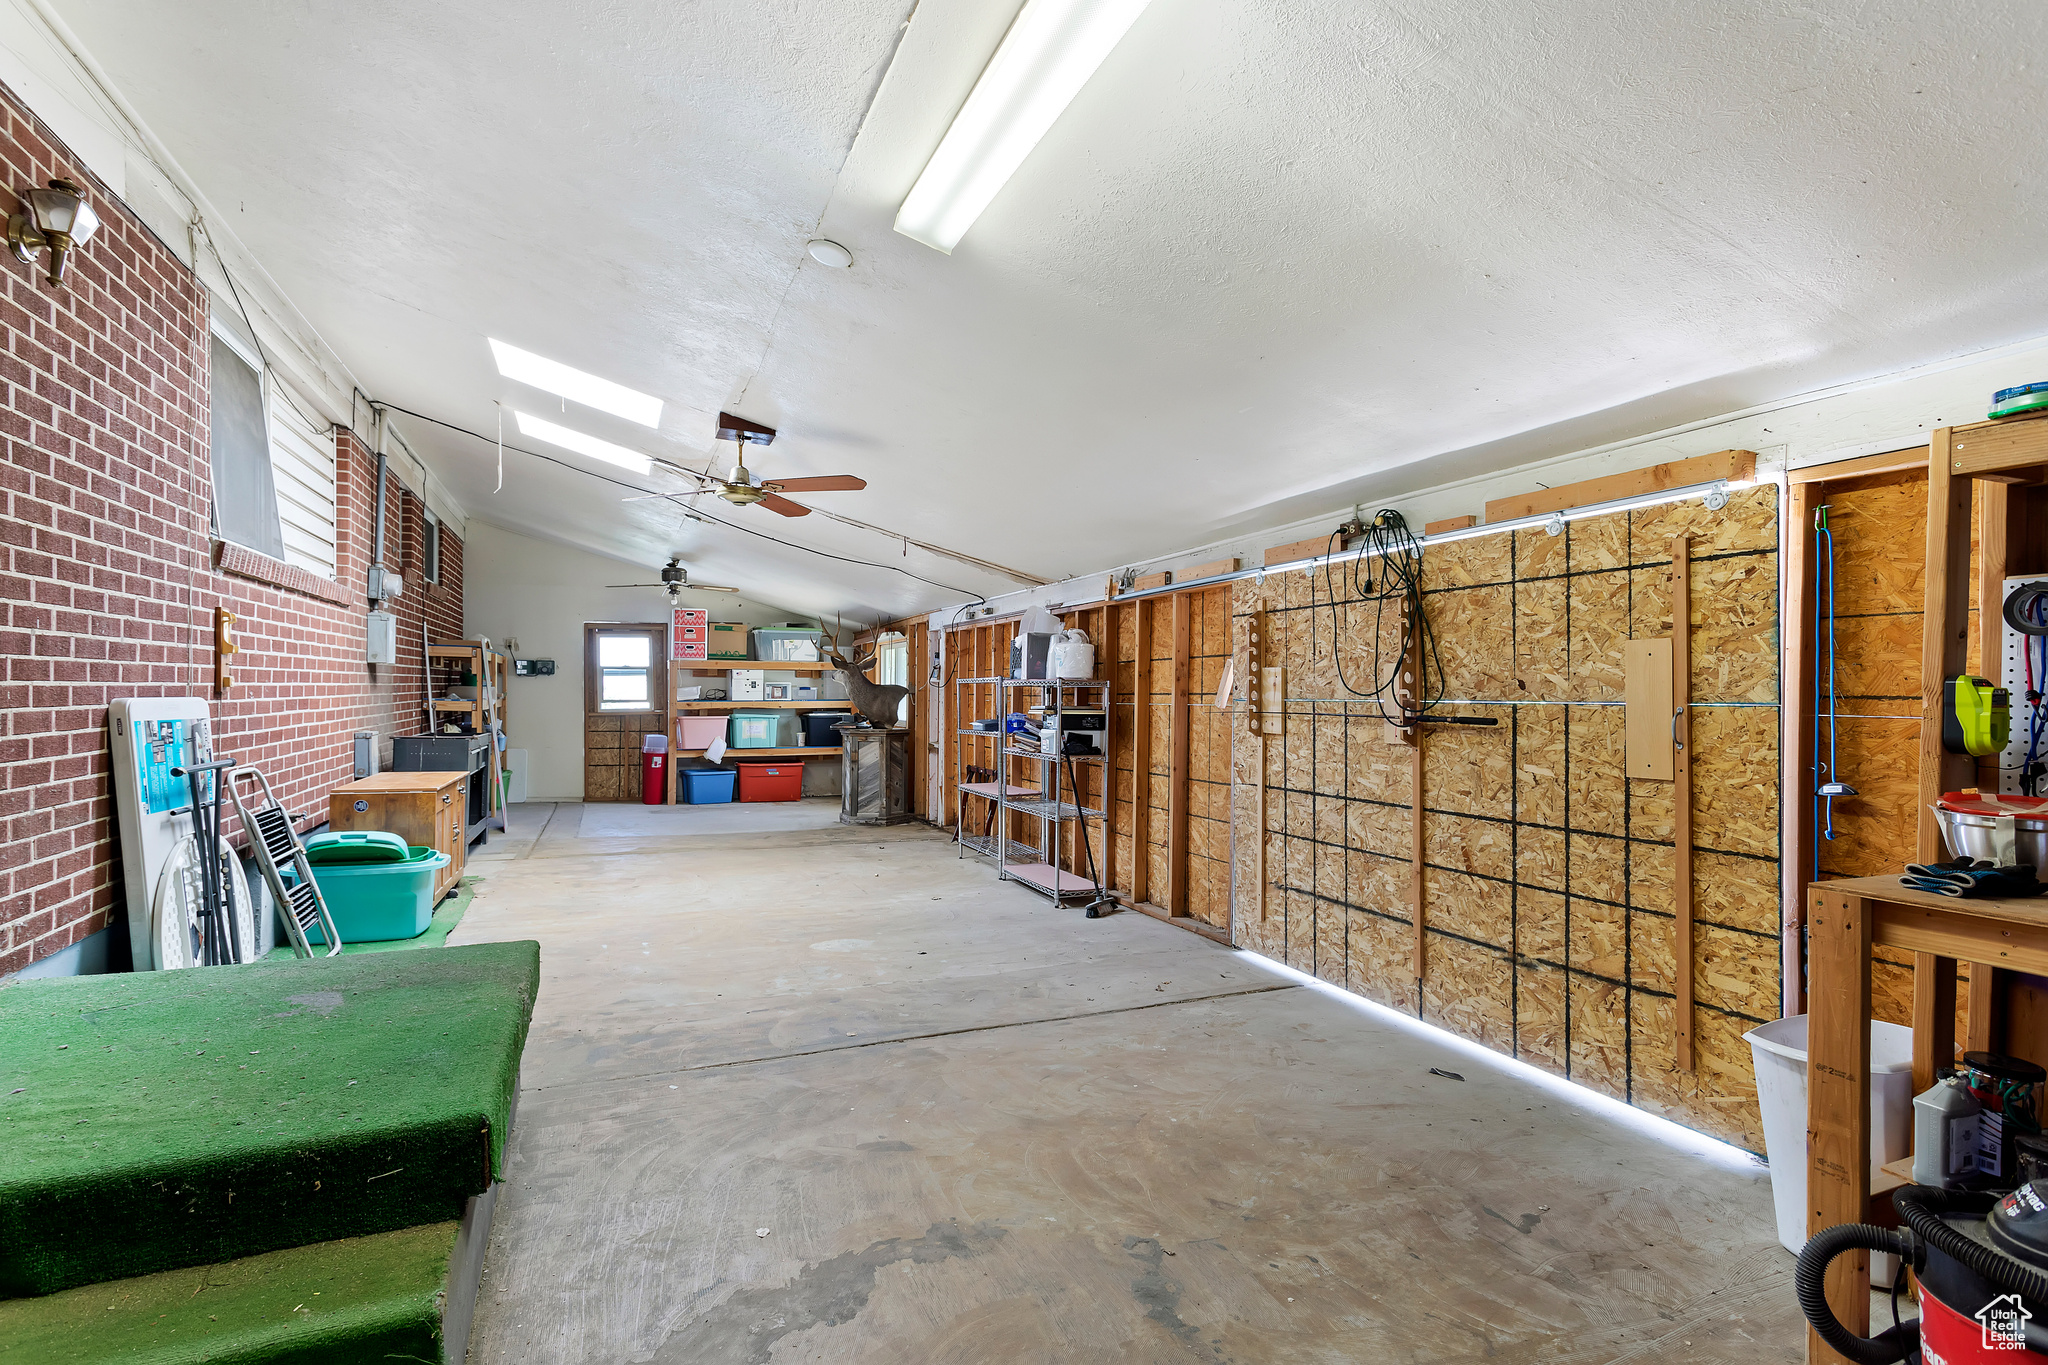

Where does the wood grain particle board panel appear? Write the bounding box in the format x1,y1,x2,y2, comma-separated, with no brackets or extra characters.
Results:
1515,963,1570,1076
1514,578,1570,699
1567,895,1628,982
1422,935,1516,1055
1630,906,1677,992
1809,718,1920,877
1566,831,1628,906
1628,779,1677,844
1570,510,1632,573
1422,531,1511,588
1424,814,1513,884
1516,826,1568,894
1420,709,1513,809
1515,525,1568,580
1284,891,1317,972
1565,704,1628,837
1518,887,1567,963
1832,614,1924,704
1425,868,1511,948
1567,977,1630,1102
1566,570,1631,701
1343,798,1409,862
1687,705,1780,861
1346,728,1414,805
1344,852,1407,917
1429,583,1516,696
1688,553,1780,704
1630,993,1765,1151
1314,900,1348,985
1694,923,1779,1020
1345,906,1418,1013
1515,705,1568,826
1826,475,1929,617
1631,482,1779,558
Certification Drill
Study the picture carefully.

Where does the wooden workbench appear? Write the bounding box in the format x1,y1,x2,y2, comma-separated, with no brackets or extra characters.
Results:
1806,874,2048,1363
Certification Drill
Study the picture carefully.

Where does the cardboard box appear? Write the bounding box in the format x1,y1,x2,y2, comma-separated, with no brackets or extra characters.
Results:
708,622,748,660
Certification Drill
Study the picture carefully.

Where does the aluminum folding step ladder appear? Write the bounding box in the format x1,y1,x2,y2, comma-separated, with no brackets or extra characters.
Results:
229,767,342,957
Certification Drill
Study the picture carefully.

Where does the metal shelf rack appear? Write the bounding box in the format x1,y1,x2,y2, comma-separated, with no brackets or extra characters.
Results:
994,678,1113,914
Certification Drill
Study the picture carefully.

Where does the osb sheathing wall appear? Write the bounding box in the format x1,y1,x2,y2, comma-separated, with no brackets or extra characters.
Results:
1801,465,1994,1033
1229,486,1782,1150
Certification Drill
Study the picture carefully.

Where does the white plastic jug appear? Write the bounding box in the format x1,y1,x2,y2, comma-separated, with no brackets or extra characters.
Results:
1052,629,1095,680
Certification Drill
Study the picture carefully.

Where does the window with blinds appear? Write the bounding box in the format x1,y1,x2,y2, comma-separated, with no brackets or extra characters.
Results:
267,381,338,578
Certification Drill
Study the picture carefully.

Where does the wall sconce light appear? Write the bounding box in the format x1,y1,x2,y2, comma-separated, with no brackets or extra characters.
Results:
9,178,100,286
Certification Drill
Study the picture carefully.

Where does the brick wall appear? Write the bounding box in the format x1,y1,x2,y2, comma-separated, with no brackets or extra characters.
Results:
0,85,463,976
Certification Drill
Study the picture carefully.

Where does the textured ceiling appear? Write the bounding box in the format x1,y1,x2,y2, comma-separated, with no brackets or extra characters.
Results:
50,0,2048,620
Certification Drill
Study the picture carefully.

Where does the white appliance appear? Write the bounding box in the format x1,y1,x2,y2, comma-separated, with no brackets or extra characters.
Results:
109,699,213,970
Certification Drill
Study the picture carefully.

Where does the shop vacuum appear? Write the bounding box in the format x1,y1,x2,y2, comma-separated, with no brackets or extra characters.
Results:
1800,1182,2048,1361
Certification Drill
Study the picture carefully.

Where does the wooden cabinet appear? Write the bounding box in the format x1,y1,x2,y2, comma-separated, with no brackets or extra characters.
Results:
328,770,469,902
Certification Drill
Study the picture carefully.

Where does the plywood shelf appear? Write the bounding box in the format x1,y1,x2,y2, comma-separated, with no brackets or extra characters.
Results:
676,746,837,759
676,700,851,710
958,781,1038,799
1003,862,1097,894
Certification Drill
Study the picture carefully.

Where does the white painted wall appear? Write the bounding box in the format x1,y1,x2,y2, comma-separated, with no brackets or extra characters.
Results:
461,522,817,801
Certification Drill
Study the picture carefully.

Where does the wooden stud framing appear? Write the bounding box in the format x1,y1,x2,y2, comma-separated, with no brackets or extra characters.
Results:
1168,592,1192,916
1130,597,1155,908
1253,734,1268,921
1806,886,1873,1354
1672,533,1695,1071
1102,601,1121,894
1782,479,1817,1017
1423,514,1478,535
1918,428,1975,861
1912,954,1959,1097
1483,449,1756,523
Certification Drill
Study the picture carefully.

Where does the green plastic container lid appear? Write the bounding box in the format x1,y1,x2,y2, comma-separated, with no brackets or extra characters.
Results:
304,830,410,865
1990,389,2048,420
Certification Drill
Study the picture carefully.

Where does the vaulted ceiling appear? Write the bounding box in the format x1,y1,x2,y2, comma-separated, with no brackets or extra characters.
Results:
53,0,2048,620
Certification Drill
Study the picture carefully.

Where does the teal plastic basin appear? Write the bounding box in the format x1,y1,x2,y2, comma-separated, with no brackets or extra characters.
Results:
301,845,450,943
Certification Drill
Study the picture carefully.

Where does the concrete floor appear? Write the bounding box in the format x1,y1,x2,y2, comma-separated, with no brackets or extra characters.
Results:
455,803,1808,1363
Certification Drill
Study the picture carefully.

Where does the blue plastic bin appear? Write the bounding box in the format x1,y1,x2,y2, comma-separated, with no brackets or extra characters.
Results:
680,766,738,804
294,844,450,943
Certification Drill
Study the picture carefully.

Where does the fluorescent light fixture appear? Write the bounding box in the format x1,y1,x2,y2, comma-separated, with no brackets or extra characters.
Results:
490,339,662,427
894,0,1154,253
514,412,652,476
1238,951,1764,1173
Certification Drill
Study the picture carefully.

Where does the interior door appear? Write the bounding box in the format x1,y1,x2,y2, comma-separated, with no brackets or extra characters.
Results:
583,623,668,802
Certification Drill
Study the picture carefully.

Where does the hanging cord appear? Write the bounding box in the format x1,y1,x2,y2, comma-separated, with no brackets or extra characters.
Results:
2027,594,2047,795
1309,511,1445,725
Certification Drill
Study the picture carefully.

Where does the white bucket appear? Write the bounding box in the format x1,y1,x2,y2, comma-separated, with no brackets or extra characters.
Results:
1053,638,1096,680
1744,1014,1915,1282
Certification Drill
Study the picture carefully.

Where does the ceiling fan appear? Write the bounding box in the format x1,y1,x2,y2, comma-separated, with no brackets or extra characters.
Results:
605,557,739,604
709,412,866,517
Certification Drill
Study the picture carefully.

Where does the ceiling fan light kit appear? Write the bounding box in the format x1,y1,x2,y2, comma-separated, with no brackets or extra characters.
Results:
710,412,867,518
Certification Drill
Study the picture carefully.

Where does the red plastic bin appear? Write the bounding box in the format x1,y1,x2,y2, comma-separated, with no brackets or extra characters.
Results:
735,761,803,802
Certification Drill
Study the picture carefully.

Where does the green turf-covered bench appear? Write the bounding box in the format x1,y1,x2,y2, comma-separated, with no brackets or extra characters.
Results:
0,941,538,1298
0,1218,484,1363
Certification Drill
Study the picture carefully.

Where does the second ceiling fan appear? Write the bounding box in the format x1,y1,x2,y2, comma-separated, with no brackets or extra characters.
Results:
708,412,865,517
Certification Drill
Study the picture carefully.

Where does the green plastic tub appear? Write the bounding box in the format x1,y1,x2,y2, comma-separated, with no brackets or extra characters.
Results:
298,843,451,943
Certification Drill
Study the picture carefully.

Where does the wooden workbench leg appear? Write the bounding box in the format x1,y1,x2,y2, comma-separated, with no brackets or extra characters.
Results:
1807,886,1871,1364
1912,953,1958,1096
1967,963,2004,1054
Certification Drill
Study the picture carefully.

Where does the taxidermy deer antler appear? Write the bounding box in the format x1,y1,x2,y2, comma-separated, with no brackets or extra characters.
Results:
825,615,910,728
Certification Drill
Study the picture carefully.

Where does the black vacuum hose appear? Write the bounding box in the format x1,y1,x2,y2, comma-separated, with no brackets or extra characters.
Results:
1894,1185,2048,1333
1793,1222,1922,1364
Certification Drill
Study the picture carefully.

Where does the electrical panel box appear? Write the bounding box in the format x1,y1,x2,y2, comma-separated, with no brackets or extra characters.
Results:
352,730,379,781
514,658,556,676
366,611,397,664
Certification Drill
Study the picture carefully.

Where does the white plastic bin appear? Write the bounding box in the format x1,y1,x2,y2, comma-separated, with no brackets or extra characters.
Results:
1745,1014,1914,1280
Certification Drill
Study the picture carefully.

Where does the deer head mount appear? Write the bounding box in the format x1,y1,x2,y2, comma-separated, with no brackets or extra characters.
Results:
824,645,910,729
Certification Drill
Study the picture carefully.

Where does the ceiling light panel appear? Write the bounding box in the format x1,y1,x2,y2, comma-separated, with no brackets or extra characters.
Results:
490,339,663,427
894,0,1155,254
515,412,652,475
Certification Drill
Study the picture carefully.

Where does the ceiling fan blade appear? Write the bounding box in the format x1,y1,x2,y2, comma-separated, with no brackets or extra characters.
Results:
764,475,866,493
605,583,664,589
757,493,811,517
694,584,741,592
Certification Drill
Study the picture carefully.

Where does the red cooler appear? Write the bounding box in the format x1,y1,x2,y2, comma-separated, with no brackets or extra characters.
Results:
641,735,668,804
736,762,802,802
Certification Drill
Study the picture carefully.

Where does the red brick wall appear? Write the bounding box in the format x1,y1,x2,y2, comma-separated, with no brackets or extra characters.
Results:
0,86,463,976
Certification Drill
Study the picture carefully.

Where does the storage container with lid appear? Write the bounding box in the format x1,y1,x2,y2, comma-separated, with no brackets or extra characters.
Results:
1933,791,2048,866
